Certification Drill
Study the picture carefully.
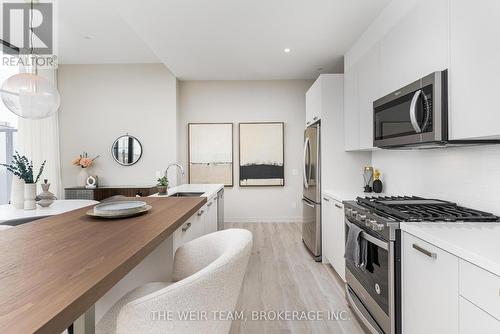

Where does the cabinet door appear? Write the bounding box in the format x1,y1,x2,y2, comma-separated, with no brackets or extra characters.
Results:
322,196,346,281
206,197,218,234
449,0,500,140
357,44,380,150
459,297,500,334
306,78,322,126
402,232,458,334
173,215,197,252
344,65,360,150
380,0,449,96
194,205,207,239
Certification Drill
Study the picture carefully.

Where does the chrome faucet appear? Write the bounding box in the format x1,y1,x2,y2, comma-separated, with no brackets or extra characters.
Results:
165,163,185,187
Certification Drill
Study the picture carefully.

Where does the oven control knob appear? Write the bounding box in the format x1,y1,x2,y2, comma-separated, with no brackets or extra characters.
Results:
359,214,366,221
351,210,358,218
371,221,384,231
345,208,352,216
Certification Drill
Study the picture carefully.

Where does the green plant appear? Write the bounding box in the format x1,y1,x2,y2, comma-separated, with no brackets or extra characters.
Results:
1,151,46,183
157,176,169,187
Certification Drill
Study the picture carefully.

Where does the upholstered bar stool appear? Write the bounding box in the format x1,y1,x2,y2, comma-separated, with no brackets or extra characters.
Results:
96,228,252,334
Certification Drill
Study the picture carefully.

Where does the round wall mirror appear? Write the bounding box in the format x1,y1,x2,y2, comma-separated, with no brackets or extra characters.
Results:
111,134,143,166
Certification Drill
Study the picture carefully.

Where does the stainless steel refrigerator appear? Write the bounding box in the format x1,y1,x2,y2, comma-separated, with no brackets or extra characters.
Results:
302,123,321,261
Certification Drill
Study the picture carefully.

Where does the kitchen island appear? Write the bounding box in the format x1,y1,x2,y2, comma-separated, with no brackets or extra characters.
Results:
0,196,206,334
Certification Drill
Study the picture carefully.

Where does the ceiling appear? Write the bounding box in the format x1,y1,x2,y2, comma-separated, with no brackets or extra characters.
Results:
58,0,390,80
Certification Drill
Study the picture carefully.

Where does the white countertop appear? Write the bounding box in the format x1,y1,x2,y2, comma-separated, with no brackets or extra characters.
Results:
150,184,224,200
401,222,500,276
322,189,388,202
0,200,99,224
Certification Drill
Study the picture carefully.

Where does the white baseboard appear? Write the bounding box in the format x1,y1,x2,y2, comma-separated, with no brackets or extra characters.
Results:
225,217,303,224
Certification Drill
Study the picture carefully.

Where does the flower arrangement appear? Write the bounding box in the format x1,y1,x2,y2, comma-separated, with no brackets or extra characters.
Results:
1,151,46,184
72,152,99,169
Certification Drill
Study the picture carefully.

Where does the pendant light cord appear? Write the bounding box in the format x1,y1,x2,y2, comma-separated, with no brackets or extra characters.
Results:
29,0,37,75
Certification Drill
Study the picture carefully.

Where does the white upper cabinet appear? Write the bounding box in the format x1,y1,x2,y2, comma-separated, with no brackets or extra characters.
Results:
379,0,450,96
449,0,500,140
344,44,380,151
357,44,380,150
344,65,360,151
306,78,322,126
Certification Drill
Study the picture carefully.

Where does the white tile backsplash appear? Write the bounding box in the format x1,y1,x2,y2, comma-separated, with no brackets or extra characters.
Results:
372,145,500,215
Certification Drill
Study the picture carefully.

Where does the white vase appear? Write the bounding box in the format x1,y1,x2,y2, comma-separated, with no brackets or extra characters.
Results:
24,183,37,210
77,168,89,187
10,177,25,209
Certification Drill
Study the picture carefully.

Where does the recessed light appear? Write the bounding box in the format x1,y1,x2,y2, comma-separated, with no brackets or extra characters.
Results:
283,48,291,53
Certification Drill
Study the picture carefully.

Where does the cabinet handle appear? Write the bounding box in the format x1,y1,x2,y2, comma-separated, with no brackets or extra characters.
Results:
313,116,318,120
335,203,343,209
182,222,192,232
207,202,213,207
197,210,204,216
412,243,437,259
306,121,311,125
323,197,330,202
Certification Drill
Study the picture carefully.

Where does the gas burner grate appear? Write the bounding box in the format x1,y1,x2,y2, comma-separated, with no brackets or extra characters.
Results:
356,196,500,222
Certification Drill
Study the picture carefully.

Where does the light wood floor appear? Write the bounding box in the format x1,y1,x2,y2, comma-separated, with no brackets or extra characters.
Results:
227,222,366,334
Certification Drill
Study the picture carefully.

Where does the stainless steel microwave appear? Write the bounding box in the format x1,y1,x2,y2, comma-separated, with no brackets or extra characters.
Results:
373,70,448,148
373,70,500,149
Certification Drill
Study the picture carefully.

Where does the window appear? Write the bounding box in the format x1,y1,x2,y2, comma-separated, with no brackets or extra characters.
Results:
0,51,19,204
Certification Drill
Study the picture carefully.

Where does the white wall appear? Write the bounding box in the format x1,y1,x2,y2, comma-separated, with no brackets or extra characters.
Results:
372,145,500,215
178,80,313,223
58,64,178,190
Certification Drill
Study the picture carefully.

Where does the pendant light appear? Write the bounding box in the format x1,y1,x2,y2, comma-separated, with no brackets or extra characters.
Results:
0,0,61,119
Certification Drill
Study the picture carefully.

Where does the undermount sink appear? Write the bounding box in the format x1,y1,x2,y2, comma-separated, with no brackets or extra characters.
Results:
169,192,204,197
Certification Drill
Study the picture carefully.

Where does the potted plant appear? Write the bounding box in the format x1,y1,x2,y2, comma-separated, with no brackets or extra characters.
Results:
72,152,100,187
157,176,168,195
1,152,46,210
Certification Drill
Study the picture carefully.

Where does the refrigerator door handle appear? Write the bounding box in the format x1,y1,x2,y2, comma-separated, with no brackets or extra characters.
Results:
303,137,310,189
302,198,315,208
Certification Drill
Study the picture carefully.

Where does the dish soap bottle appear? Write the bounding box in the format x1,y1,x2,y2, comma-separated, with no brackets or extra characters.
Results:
373,169,383,193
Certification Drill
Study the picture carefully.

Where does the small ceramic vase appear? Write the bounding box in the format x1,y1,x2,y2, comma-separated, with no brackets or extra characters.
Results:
373,179,383,193
24,183,37,210
37,180,57,207
11,177,25,209
77,168,89,187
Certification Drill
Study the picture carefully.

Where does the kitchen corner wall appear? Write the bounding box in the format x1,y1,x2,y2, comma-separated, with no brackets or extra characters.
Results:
178,80,313,223
58,64,178,190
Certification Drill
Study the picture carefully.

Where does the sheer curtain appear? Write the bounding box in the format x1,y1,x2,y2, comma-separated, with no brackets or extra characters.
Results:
16,68,62,198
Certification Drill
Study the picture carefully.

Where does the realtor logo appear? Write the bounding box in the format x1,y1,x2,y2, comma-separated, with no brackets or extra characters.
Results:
3,2,53,55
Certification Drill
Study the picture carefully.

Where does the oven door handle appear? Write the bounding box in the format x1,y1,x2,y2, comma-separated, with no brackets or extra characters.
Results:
360,231,388,251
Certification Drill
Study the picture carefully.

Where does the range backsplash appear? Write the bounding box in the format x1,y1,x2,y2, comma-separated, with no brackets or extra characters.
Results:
371,144,500,215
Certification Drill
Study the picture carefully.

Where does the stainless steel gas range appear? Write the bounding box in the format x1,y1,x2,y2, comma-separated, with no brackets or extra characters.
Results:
343,196,500,334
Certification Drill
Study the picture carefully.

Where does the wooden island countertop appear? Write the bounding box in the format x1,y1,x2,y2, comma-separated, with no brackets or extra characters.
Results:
0,196,206,334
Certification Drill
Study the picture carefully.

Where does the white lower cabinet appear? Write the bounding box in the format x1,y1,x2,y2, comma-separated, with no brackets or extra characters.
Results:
402,232,458,334
205,196,218,234
403,231,500,333
322,194,345,281
459,297,500,334
173,203,209,252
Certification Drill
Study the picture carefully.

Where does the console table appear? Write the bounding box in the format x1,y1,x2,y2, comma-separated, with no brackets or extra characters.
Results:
64,186,158,201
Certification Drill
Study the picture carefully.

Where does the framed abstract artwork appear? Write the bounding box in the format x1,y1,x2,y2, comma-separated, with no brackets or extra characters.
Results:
188,123,234,186
239,122,284,186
